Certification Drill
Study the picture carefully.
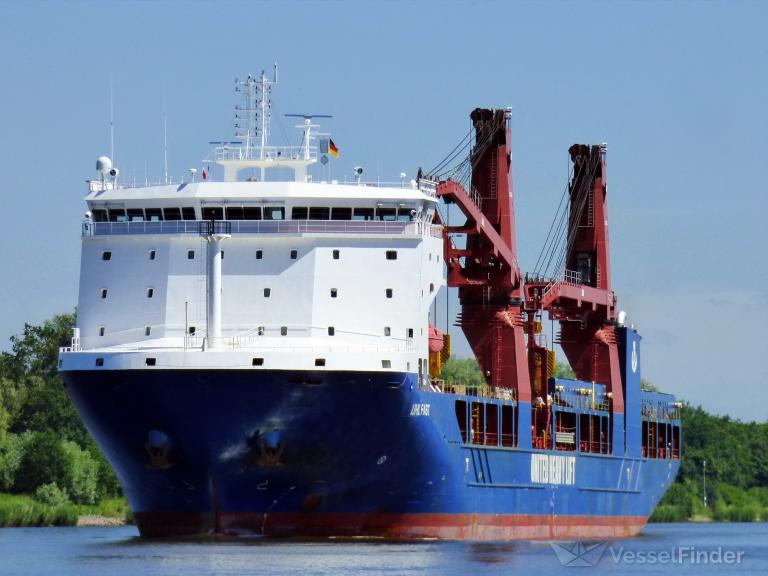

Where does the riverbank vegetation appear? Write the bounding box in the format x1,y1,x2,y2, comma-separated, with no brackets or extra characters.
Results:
0,317,766,526
0,313,128,526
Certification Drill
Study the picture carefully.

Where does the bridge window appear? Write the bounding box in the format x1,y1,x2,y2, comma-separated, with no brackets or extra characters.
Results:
353,208,375,221
309,207,330,220
386,250,397,260
255,249,263,260
397,208,412,221
100,288,108,299
376,208,397,221
145,208,163,221
108,208,126,222
182,207,196,220
127,208,144,222
386,288,393,298
264,206,285,220
225,206,244,220
292,207,308,219
331,207,352,220
202,206,224,220
242,206,262,220
101,251,112,261
163,207,181,221
92,209,108,222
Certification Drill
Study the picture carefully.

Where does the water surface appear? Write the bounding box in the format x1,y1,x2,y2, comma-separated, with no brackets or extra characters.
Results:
1,523,765,575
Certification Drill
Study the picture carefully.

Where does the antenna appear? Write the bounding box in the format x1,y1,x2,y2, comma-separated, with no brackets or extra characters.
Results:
109,75,115,163
163,92,168,184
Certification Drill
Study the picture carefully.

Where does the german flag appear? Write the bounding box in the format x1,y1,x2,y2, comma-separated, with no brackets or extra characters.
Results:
329,138,339,158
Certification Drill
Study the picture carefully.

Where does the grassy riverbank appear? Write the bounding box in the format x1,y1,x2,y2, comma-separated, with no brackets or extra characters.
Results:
0,493,131,527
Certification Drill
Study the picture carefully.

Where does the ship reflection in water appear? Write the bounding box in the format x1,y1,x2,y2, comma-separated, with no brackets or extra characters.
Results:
0,523,764,576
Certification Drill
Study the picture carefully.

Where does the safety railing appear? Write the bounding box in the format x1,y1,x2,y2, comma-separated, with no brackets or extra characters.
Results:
83,219,427,237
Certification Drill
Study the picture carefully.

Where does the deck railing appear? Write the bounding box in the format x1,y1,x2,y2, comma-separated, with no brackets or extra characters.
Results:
83,219,430,238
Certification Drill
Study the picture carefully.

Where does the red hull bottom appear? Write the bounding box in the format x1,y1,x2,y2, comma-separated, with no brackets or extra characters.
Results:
134,512,648,540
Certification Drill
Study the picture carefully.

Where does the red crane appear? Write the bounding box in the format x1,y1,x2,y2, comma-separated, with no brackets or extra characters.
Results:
433,108,624,449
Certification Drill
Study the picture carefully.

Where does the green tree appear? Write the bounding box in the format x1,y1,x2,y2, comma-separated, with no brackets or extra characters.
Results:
14,431,69,493
439,357,486,388
2,313,87,445
61,441,99,505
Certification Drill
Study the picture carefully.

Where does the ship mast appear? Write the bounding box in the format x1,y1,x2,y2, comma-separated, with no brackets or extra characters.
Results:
209,65,321,183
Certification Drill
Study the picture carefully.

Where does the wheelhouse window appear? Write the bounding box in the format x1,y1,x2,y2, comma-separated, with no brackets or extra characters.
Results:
353,208,375,221
242,206,262,220
163,207,182,221
331,207,352,220
376,208,397,221
397,208,413,222
127,208,145,222
309,207,330,220
292,207,309,220
108,208,126,222
92,209,108,222
202,206,224,220
264,206,285,220
225,206,244,220
181,207,196,220
145,208,163,221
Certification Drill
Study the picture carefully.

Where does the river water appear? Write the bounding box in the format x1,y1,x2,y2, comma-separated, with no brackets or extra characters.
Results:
0,523,766,575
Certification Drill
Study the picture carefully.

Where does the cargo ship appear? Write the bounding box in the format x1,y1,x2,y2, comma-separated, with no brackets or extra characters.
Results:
59,71,681,539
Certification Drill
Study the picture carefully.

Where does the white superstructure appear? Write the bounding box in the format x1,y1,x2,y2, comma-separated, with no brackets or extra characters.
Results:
61,72,444,380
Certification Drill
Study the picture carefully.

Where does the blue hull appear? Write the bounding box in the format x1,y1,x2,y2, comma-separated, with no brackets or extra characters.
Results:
62,369,679,539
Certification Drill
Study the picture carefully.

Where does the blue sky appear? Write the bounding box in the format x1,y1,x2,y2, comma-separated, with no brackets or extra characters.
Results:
0,0,765,420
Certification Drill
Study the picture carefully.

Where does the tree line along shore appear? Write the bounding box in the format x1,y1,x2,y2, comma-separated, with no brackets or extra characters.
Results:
1,314,766,527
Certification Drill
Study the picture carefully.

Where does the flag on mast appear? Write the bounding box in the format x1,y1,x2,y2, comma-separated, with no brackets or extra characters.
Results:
329,138,339,158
